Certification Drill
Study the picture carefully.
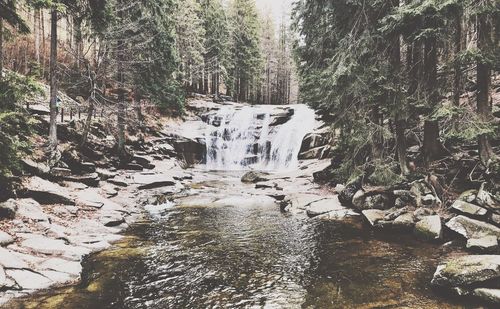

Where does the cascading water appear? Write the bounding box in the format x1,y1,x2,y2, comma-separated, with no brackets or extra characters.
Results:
205,104,316,171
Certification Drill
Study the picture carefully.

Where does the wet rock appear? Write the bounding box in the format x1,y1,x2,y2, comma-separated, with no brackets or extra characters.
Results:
459,190,477,204
172,137,206,165
473,288,500,304
6,269,53,290
241,171,269,184
306,197,345,217
108,178,128,187
466,236,498,252
134,174,176,190
298,146,330,160
23,177,75,205
451,200,488,218
0,199,18,219
0,232,14,246
362,209,387,227
414,215,442,241
269,109,294,126
16,199,48,222
431,255,500,287
352,190,391,211
300,133,328,153
63,173,100,187
21,159,50,177
132,155,154,169
446,215,500,240
124,163,144,171
50,167,72,177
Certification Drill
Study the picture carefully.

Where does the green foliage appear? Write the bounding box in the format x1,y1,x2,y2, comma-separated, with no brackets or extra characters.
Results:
0,112,33,189
0,71,43,111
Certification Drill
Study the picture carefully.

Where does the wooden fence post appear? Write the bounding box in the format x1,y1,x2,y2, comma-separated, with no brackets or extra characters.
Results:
60,108,64,122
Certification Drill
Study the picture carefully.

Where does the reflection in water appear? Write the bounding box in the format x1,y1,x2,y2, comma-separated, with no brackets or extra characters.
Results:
11,202,469,309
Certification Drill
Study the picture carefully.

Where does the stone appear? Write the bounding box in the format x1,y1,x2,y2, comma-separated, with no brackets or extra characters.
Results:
50,167,72,177
298,146,328,160
466,236,498,252
96,168,117,181
306,197,345,217
241,171,269,183
0,199,18,219
459,190,478,204
415,215,442,240
473,288,500,304
413,207,436,221
393,213,416,229
422,194,438,206
362,209,387,227
0,265,6,288
446,215,500,240
132,155,154,169
338,178,362,206
80,162,96,173
300,133,328,153
0,248,29,269
21,159,50,177
0,232,14,247
124,163,144,171
20,236,91,260
38,258,82,276
134,174,176,190
16,199,48,222
6,269,53,290
172,137,206,165
23,177,75,205
451,200,488,218
431,255,500,287
62,173,100,187
99,211,125,227
108,178,128,187
352,191,391,211
27,104,50,115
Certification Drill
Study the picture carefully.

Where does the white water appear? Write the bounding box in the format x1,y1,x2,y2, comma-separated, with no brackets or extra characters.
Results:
205,104,316,171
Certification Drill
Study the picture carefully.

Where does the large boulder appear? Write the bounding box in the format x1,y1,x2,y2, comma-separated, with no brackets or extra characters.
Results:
16,198,48,222
352,190,392,211
338,178,362,206
446,215,500,240
241,171,269,184
473,288,500,304
22,177,75,205
306,197,345,217
431,255,500,287
298,146,331,160
362,209,387,227
414,215,442,241
21,159,50,177
172,137,206,165
466,236,498,252
300,133,328,153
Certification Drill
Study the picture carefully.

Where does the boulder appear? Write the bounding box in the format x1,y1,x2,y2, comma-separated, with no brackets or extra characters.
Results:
473,288,500,304
362,209,387,227
451,200,488,218
241,171,269,184
134,174,176,190
306,197,345,217
269,109,294,126
414,215,442,241
466,236,498,252
27,104,50,115
62,173,100,187
298,146,331,160
132,155,154,169
23,177,75,205
352,191,391,211
172,137,206,165
0,199,18,219
96,168,117,181
338,178,362,206
431,255,500,287
446,215,500,240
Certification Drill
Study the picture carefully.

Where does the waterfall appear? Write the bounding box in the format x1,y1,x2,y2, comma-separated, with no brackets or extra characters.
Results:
205,104,316,171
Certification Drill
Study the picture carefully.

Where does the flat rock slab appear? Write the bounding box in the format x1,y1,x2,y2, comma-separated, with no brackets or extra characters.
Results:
134,174,176,190
0,232,14,247
23,177,75,205
0,248,29,269
21,237,91,260
6,269,53,290
306,197,345,217
446,215,500,240
466,236,498,252
99,211,125,227
415,215,442,241
432,255,500,287
38,258,82,277
451,200,488,218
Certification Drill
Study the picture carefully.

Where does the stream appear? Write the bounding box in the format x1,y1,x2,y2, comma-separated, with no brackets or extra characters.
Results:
10,172,472,309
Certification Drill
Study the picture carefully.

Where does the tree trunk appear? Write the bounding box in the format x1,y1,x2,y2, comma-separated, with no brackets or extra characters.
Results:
49,9,58,153
477,10,495,164
0,19,3,82
80,100,94,148
116,2,127,160
74,17,83,69
453,9,462,106
34,10,40,64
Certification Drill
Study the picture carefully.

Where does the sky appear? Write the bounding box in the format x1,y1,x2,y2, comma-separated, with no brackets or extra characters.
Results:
255,0,295,24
